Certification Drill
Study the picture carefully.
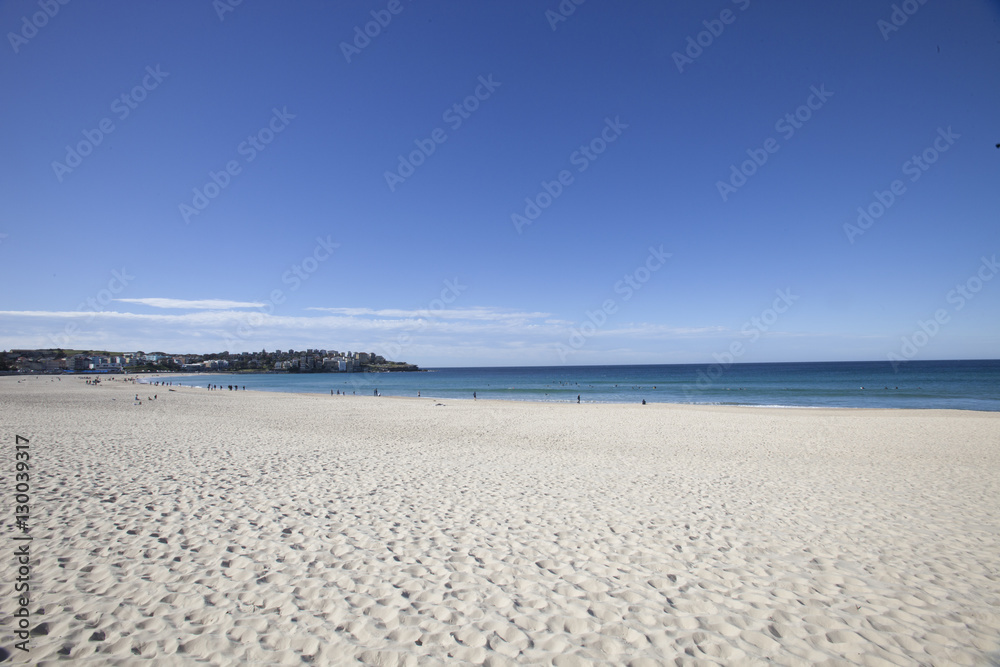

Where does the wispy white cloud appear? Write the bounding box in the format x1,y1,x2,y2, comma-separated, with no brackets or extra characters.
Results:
114,298,265,309
305,306,552,321
0,309,804,341
0,307,838,366
595,323,728,338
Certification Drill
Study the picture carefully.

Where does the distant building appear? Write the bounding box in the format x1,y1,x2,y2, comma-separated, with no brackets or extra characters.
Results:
93,360,124,373
17,360,44,372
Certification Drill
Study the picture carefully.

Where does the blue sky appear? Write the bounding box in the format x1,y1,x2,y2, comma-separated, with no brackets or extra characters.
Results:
1,0,998,367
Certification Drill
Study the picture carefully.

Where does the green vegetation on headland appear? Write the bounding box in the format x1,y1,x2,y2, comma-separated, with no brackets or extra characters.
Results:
1,348,421,374
350,362,420,373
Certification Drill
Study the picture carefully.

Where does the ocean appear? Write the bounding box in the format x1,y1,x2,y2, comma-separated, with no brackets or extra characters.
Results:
143,359,1000,412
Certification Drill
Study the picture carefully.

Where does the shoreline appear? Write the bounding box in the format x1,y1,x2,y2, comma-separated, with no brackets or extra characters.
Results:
128,373,1000,414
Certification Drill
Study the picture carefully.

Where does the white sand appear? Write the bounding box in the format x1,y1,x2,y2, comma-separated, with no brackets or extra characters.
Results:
2,375,999,665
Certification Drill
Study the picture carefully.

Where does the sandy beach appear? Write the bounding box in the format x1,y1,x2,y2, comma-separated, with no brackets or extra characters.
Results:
2,375,999,665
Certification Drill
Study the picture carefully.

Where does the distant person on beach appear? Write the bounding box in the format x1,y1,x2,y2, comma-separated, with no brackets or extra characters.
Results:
577,395,581,403
473,392,477,400
642,399,646,405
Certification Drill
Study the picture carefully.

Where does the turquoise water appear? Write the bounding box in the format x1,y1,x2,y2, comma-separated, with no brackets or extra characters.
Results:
144,360,1000,411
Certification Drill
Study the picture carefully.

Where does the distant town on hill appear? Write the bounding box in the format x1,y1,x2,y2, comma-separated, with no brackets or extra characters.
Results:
0,348,420,374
